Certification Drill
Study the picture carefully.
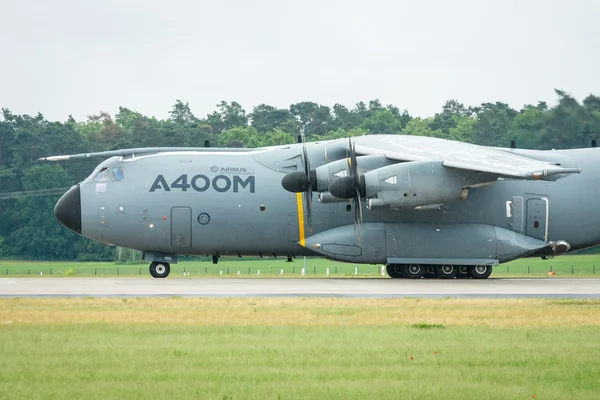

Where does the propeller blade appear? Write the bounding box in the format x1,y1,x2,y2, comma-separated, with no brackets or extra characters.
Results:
350,137,359,179
305,184,313,235
355,187,363,243
345,136,363,242
300,127,313,235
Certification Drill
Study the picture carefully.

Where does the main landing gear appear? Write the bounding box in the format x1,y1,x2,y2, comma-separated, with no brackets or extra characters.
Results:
386,264,493,279
149,262,171,278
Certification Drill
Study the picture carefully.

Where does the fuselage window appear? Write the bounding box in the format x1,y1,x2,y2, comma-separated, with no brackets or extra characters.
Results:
94,168,109,182
112,167,124,182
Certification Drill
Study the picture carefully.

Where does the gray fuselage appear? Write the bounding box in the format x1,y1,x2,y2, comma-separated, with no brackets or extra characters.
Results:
64,140,600,264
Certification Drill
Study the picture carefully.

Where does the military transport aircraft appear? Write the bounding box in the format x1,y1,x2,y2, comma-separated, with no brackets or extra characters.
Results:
41,134,600,279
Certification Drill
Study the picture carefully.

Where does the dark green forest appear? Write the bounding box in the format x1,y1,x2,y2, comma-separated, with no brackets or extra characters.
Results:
1,89,599,260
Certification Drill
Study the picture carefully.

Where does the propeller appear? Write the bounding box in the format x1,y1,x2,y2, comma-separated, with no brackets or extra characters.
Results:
329,136,364,239
300,128,313,234
280,128,315,234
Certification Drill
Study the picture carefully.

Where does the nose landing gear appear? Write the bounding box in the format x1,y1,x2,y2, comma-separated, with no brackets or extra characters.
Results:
149,262,171,278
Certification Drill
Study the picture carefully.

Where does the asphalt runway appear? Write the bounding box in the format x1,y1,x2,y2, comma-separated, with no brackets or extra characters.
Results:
1,278,600,298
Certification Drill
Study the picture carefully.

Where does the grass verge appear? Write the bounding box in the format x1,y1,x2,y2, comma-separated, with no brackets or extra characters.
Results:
1,298,599,399
1,254,600,277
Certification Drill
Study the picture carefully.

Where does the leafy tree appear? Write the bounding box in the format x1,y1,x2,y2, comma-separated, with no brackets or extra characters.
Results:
249,104,296,133
217,101,248,130
169,100,198,126
331,104,358,131
289,102,331,136
430,99,470,134
361,110,404,134
471,102,517,146
5,165,78,259
0,110,16,166
218,126,260,148
81,112,126,151
447,115,475,143
512,105,546,148
539,90,586,149
402,117,443,138
312,127,368,142
259,129,296,147
582,94,600,145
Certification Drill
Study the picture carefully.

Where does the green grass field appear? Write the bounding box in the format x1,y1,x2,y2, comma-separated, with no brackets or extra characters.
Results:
0,254,599,277
1,298,599,399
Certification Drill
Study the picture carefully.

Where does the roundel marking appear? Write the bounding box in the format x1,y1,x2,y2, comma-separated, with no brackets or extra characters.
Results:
197,212,211,225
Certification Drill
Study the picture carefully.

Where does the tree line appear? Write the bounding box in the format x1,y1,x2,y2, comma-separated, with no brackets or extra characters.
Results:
1,89,599,260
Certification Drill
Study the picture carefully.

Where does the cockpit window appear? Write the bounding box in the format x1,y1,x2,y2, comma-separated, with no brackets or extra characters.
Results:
94,168,109,182
112,166,124,182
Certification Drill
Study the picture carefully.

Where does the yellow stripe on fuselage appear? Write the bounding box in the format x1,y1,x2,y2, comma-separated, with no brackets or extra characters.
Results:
296,193,305,247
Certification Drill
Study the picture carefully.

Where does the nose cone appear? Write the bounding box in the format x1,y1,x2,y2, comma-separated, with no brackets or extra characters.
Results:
54,185,82,233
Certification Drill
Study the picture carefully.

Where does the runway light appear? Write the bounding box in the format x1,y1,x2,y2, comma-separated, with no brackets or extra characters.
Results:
163,216,167,220
149,224,154,228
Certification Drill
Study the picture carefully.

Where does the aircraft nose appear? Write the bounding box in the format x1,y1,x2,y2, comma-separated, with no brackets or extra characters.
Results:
54,185,82,233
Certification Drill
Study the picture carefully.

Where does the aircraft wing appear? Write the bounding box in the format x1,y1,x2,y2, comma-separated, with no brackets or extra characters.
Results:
353,134,581,180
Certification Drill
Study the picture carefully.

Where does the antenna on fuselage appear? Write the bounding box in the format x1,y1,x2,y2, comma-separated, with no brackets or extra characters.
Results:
204,140,210,148
510,140,516,149
592,140,597,148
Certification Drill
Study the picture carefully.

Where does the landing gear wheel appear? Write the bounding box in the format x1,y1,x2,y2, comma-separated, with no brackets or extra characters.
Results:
424,265,436,279
468,265,492,279
402,264,425,279
386,264,404,279
456,265,470,279
149,262,171,278
435,264,458,279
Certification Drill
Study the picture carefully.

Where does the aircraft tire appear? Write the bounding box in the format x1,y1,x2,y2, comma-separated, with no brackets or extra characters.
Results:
149,262,170,278
386,264,404,279
423,265,436,279
468,265,492,279
402,264,425,279
435,264,458,279
456,265,470,279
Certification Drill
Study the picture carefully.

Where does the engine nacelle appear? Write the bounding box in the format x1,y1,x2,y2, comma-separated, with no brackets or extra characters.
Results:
363,161,476,209
314,154,393,192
